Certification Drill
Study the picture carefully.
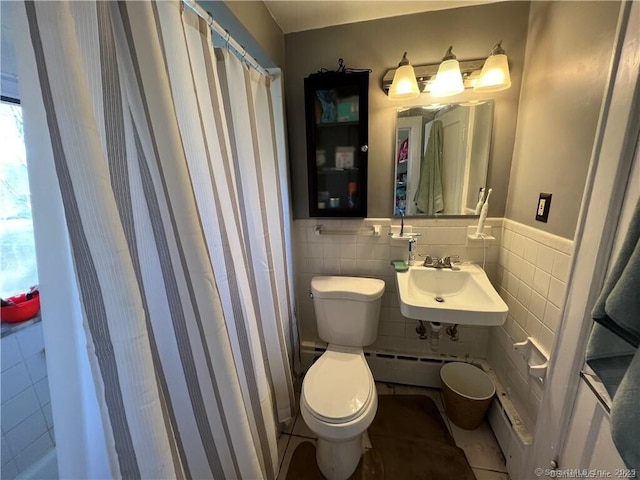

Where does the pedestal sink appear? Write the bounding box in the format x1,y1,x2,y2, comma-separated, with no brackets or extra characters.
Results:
395,264,508,326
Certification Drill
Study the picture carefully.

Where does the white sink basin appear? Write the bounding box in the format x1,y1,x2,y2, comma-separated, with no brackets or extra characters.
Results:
395,263,508,326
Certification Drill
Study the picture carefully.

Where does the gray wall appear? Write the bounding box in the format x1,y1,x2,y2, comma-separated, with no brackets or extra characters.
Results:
223,1,285,68
505,1,620,239
198,0,284,68
284,2,531,219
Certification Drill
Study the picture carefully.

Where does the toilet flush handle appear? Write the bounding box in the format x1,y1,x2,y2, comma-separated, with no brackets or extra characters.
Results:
309,291,314,299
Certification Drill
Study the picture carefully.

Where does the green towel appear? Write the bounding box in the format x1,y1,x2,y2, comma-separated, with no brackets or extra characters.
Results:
590,195,640,345
414,120,444,215
585,324,634,396
611,352,640,471
586,196,640,470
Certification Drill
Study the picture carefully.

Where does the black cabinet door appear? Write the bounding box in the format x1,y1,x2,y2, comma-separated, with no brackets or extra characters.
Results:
304,71,369,217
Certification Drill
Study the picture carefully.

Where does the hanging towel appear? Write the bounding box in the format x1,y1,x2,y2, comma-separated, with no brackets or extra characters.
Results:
586,195,640,470
414,120,444,215
586,324,635,396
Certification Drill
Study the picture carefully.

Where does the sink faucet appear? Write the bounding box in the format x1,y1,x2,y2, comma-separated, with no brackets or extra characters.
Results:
422,255,460,269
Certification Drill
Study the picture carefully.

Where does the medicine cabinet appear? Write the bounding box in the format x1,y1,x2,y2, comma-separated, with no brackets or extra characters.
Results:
304,70,369,217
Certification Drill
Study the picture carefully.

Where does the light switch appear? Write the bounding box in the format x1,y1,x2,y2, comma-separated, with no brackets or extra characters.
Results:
537,199,546,216
536,193,552,222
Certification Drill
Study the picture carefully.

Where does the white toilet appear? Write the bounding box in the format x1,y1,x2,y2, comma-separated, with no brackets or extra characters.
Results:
301,276,385,480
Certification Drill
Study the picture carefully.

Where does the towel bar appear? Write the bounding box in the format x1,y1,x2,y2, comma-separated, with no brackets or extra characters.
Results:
314,225,381,236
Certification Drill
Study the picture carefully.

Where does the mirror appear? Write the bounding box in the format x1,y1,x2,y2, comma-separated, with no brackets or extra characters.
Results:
393,100,494,216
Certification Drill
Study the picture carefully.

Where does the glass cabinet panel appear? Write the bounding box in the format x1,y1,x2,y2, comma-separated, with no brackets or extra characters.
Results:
304,71,369,217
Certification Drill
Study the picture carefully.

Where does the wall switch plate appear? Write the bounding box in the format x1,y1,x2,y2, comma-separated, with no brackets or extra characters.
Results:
536,193,552,222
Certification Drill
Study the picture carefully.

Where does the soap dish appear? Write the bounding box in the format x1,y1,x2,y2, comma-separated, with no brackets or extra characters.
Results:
390,260,409,272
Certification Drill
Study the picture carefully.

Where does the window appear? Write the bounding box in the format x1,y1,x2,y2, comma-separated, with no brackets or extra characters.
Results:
0,99,38,298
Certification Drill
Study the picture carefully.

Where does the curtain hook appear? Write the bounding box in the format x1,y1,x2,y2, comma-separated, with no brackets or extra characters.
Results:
240,46,250,69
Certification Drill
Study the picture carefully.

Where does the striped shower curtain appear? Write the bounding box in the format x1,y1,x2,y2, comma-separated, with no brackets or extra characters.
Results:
14,1,296,478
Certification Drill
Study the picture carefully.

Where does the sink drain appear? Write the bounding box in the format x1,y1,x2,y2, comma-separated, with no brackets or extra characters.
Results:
434,296,445,303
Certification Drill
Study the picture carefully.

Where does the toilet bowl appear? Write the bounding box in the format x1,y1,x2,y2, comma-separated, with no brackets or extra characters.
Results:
302,276,384,480
301,346,378,479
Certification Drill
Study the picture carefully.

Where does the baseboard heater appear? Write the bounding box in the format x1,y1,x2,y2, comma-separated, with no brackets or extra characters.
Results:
301,343,532,478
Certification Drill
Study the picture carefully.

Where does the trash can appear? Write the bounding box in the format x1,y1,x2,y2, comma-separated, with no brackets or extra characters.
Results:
440,362,495,430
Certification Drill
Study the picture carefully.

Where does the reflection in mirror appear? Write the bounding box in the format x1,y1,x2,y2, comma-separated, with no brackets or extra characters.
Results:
394,100,494,216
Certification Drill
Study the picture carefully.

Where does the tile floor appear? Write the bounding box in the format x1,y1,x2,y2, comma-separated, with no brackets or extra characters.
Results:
276,382,510,480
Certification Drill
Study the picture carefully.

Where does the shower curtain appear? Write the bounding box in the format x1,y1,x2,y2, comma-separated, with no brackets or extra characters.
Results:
14,1,296,478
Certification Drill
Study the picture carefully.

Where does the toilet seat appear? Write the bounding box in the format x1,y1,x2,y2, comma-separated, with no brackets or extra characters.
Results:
303,349,374,424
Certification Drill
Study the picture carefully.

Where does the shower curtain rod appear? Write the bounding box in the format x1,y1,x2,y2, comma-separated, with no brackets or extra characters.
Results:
181,0,270,77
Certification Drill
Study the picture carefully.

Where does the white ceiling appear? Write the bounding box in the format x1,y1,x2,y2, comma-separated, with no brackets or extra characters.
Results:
0,1,503,91
263,0,501,34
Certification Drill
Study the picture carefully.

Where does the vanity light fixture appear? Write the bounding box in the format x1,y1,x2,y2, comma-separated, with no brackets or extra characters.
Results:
474,41,511,92
381,41,511,98
388,52,421,100
431,46,465,98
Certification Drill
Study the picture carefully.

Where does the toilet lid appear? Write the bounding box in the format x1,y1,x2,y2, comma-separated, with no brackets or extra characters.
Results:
303,350,373,424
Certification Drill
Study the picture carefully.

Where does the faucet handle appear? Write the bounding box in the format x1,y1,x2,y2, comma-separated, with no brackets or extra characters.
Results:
419,254,436,267
443,255,460,268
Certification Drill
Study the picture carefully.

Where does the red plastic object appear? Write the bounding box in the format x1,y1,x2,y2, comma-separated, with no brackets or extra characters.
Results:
1,292,41,323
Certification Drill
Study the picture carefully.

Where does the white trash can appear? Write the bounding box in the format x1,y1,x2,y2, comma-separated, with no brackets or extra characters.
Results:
440,362,495,430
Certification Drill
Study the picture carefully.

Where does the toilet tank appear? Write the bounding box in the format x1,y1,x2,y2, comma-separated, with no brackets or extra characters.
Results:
310,276,385,347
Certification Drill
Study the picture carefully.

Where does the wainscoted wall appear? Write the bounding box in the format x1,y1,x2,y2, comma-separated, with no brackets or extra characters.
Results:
293,217,503,360
1,321,55,478
488,219,573,431
293,216,574,434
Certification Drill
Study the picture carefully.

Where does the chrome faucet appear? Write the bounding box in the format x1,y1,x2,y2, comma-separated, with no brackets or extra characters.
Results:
422,255,460,269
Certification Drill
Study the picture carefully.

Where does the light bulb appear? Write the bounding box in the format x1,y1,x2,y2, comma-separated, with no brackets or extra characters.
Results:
431,46,464,98
475,41,511,92
388,52,420,100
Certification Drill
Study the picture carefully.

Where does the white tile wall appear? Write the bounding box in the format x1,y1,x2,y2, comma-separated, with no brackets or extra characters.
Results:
1,335,22,372
293,217,503,360
1,363,32,404
1,322,55,478
488,219,573,430
293,216,575,433
1,387,41,431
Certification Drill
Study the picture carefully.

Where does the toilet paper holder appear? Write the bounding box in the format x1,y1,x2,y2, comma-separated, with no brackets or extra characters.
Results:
513,337,549,383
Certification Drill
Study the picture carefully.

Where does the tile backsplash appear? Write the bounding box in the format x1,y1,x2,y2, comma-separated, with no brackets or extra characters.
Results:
292,216,574,433
1,321,55,478
293,217,503,360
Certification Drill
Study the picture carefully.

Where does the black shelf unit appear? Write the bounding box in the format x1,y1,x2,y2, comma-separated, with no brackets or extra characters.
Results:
304,71,369,217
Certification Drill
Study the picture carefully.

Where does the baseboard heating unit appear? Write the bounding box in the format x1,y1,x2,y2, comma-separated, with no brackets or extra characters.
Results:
300,342,532,479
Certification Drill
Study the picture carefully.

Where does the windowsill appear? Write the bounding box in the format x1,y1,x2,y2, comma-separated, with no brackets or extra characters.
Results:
580,367,613,414
1,314,42,338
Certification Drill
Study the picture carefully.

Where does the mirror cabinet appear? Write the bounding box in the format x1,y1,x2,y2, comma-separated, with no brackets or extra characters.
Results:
394,100,494,216
304,71,369,217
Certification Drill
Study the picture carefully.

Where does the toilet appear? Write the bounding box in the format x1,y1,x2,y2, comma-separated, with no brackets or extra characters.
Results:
301,276,385,480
